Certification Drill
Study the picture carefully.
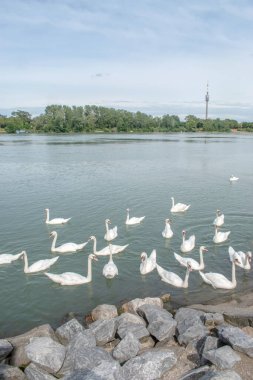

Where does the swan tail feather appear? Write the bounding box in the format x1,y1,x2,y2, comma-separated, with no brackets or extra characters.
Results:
45,272,62,284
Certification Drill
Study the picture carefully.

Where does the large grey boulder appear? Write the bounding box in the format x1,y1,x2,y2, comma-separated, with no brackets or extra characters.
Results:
10,344,30,368
25,336,66,374
0,364,25,379
25,362,57,379
122,348,177,380
199,336,220,365
59,346,117,376
0,339,13,361
175,307,208,346
6,324,57,348
116,312,149,340
56,318,84,345
137,304,176,342
58,330,96,375
199,369,242,379
180,365,210,380
91,304,118,321
88,318,117,345
121,297,163,315
112,332,140,363
177,323,208,346
62,360,122,379
218,325,253,357
203,345,241,369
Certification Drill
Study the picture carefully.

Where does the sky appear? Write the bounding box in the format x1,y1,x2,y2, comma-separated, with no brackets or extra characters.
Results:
1,0,253,121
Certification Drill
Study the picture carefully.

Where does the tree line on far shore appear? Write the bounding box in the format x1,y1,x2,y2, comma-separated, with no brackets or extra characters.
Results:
0,105,253,134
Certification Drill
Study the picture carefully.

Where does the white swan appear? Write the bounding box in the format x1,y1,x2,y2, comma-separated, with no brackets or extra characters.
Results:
213,209,224,227
170,197,190,213
213,226,230,244
174,246,208,271
50,231,88,253
162,219,173,238
140,249,157,275
0,252,23,265
156,262,192,288
104,219,118,241
199,252,240,289
21,251,59,273
180,230,195,253
89,236,128,256
230,175,239,182
102,244,118,279
45,208,71,225
229,246,252,270
125,208,145,225
45,254,98,285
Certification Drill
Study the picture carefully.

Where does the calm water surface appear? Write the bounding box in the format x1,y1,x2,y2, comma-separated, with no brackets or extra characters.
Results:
0,133,253,337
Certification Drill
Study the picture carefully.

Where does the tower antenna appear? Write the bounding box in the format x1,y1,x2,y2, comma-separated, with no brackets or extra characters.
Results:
205,82,209,120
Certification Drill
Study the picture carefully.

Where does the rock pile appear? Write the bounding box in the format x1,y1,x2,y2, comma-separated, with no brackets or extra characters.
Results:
1,296,253,379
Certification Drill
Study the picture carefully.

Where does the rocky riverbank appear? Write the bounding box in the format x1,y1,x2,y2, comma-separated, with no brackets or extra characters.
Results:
1,294,253,379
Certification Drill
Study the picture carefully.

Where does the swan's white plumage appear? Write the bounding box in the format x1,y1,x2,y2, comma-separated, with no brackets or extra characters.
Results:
89,236,128,256
22,251,59,273
45,254,98,285
156,262,192,288
162,219,173,238
170,197,190,213
0,252,23,265
125,208,145,225
199,252,240,289
229,246,252,270
180,230,195,253
50,231,88,253
140,249,157,275
104,219,118,241
229,175,239,182
45,208,71,225
213,210,224,227
213,226,230,244
174,246,208,270
102,244,118,279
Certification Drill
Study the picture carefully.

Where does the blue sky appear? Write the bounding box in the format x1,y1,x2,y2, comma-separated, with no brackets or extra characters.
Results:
1,0,253,120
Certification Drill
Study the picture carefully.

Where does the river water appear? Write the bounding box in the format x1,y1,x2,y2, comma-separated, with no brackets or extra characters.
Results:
0,133,252,337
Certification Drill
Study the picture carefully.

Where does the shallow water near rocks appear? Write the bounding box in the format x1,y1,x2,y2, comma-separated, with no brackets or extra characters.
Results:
0,133,252,337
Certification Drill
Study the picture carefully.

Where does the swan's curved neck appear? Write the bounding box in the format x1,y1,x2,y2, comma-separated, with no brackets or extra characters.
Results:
126,210,130,222
183,267,190,288
171,198,175,207
45,209,49,222
92,238,97,254
23,252,29,273
105,221,109,233
182,234,185,243
199,249,204,266
51,233,57,251
231,260,236,286
87,257,93,281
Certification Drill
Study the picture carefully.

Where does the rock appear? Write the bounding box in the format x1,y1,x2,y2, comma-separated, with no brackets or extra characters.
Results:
199,336,220,365
199,369,242,379
121,297,163,315
177,323,208,346
179,365,210,380
61,360,122,379
241,326,253,338
25,362,56,379
112,332,140,363
25,336,66,374
122,348,177,380
102,339,121,353
59,346,117,376
139,336,155,352
56,318,84,345
10,344,30,367
6,324,57,348
160,293,171,303
203,345,241,369
116,312,149,340
0,364,25,379
137,304,176,342
88,318,117,345
204,313,224,327
218,325,253,357
175,308,206,336
91,304,118,321
0,339,13,361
